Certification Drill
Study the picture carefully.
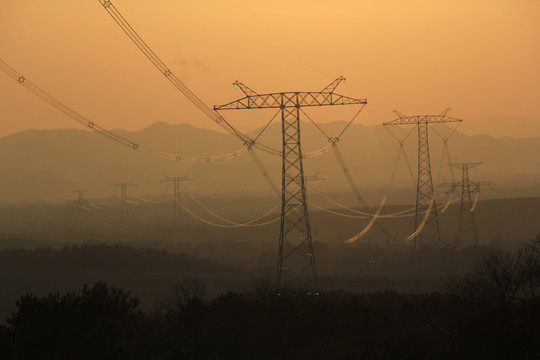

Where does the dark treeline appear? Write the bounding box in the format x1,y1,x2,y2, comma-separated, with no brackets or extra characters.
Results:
0,244,233,274
1,238,540,359
0,244,248,322
0,242,512,322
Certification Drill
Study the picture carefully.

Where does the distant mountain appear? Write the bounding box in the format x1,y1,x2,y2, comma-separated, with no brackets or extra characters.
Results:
459,117,540,139
1,121,540,202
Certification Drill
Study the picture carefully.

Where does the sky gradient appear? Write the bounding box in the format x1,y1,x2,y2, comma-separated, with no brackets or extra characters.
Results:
1,0,539,138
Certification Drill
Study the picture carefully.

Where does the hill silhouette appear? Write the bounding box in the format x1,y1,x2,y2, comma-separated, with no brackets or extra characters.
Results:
1,121,539,202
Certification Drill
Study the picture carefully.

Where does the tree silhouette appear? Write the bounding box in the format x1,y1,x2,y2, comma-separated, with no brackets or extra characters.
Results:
6,282,141,360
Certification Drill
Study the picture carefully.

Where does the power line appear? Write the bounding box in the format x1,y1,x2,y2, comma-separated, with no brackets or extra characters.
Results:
0,58,251,164
98,0,280,156
159,182,280,228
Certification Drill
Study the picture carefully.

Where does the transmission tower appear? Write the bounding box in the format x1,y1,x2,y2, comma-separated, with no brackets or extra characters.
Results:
112,181,137,225
215,77,366,291
304,172,325,203
160,175,193,224
68,189,90,208
383,108,462,249
441,162,493,246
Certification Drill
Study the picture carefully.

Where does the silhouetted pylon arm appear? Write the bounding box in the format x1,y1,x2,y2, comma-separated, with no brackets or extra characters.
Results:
392,110,407,119
440,181,494,188
449,162,482,170
214,91,366,110
233,81,259,97
321,75,346,93
384,113,462,126
438,107,453,117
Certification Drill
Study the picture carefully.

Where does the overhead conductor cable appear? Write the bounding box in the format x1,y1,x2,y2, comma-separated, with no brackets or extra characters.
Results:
0,58,249,163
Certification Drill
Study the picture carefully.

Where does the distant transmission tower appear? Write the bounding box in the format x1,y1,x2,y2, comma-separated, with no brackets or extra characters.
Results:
160,175,193,224
68,189,90,208
112,181,137,225
215,77,366,291
383,108,462,249
441,162,493,246
304,172,325,203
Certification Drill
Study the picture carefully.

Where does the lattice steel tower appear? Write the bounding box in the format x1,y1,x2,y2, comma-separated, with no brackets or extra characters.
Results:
441,162,492,246
68,189,90,208
160,175,193,224
112,181,137,225
304,172,325,203
215,77,366,290
383,108,462,249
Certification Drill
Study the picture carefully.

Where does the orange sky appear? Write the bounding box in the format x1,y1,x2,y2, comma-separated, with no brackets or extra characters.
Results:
1,0,539,138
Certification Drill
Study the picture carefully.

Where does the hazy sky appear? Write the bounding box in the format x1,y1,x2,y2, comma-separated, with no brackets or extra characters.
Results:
1,0,539,138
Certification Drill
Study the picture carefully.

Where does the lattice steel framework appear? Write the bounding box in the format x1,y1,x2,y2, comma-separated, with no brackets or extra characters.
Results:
77,189,86,206
384,109,462,249
441,163,493,246
215,77,366,290
160,175,193,224
69,189,90,208
304,172,325,203
112,181,136,225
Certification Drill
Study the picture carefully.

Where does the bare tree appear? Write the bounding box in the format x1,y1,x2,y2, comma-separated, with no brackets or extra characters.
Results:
517,235,540,300
158,277,206,315
447,250,523,310
448,234,540,309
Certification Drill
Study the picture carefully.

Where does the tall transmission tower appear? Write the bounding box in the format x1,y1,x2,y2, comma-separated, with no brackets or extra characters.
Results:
441,162,493,246
160,175,193,224
215,77,366,291
383,108,462,249
112,181,137,225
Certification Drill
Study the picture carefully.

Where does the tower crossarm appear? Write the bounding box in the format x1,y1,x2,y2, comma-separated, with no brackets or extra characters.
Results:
449,162,482,170
440,181,494,188
471,181,495,187
112,181,137,187
160,175,193,183
383,114,462,126
321,75,346,93
233,81,259,97
214,91,366,110
440,182,459,188
305,172,325,182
